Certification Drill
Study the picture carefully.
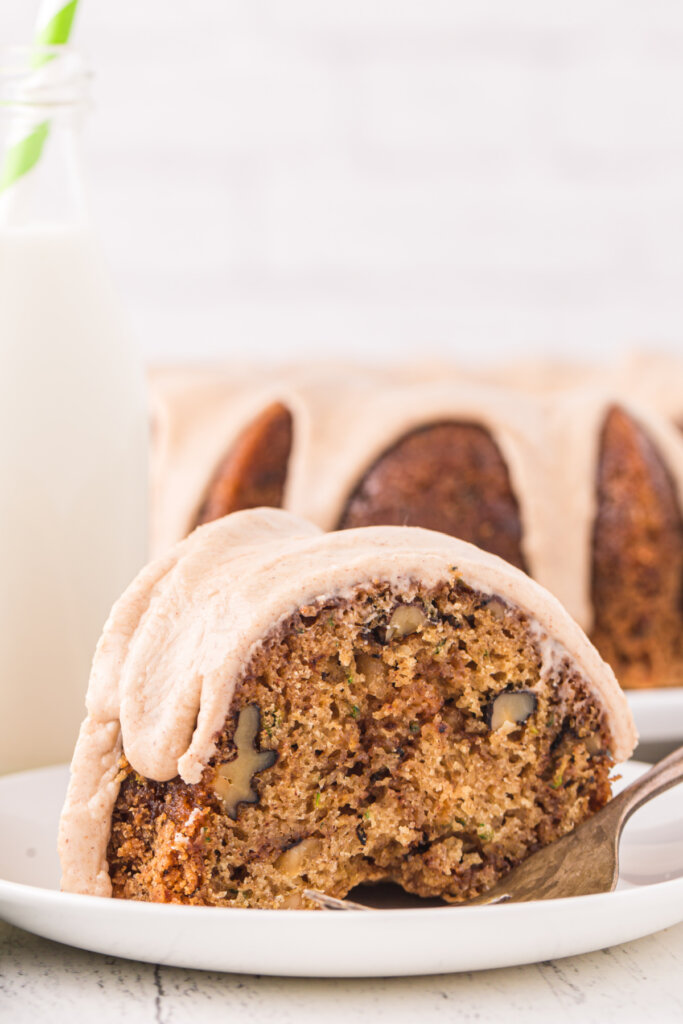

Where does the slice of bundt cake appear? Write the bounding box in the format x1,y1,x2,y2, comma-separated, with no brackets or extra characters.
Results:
59,509,636,909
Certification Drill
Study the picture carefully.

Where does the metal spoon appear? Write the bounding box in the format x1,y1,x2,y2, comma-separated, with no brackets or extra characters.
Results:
305,745,683,910
303,890,371,911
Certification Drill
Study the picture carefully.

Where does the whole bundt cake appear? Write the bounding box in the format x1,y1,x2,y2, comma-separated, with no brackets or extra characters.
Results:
59,508,636,909
150,363,683,691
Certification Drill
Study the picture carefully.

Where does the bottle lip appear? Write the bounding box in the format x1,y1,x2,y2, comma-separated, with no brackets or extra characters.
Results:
0,46,91,109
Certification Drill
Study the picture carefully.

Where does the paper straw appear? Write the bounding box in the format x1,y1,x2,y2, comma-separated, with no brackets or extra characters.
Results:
34,0,79,59
0,0,80,193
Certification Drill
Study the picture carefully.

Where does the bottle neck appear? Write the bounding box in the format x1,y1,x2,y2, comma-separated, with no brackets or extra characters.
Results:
0,47,91,229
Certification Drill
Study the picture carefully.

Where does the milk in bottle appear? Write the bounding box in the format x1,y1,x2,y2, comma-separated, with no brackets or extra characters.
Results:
0,49,147,772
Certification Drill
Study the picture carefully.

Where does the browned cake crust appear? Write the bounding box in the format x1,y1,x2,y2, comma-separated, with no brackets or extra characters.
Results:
195,402,292,526
591,406,683,689
107,579,613,909
338,423,527,572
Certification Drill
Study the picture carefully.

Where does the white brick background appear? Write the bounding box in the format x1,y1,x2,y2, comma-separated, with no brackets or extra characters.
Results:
5,1,683,366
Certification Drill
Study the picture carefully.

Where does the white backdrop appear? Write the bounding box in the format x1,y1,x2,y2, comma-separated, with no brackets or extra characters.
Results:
5,2,683,366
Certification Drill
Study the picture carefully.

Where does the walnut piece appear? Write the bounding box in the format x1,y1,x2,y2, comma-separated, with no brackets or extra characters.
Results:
213,704,277,820
275,837,323,878
486,689,537,731
484,597,508,622
384,604,427,641
585,733,604,756
355,652,388,695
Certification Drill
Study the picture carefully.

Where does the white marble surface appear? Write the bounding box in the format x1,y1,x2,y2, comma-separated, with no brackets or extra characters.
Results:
1,918,682,1023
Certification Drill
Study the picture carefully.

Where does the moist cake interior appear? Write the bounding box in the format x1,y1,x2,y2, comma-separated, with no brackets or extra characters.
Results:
108,578,613,909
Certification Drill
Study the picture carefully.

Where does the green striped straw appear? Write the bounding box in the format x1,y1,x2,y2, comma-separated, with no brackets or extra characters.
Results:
0,0,80,193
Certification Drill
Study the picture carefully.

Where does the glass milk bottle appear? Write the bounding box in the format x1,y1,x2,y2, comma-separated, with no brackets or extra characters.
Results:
0,47,148,773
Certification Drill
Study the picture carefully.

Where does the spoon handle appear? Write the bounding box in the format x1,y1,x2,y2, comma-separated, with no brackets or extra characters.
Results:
610,744,683,831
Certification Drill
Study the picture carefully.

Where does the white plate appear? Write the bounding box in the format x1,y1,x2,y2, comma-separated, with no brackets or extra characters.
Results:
627,688,683,743
0,762,682,977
